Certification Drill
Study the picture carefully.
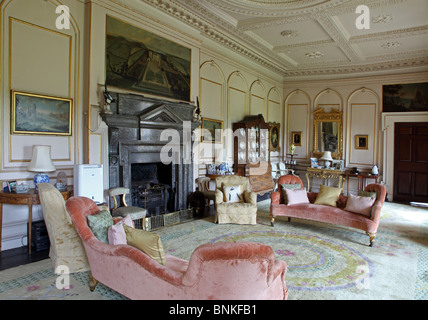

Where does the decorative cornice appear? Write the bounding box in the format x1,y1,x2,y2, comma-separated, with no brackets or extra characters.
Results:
132,0,428,79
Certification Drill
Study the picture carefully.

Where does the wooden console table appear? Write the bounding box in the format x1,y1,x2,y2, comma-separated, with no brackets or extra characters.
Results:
306,168,345,192
0,187,73,254
343,172,378,196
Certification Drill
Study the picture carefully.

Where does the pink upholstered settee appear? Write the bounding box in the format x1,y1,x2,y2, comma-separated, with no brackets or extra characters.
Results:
270,175,386,246
66,196,288,300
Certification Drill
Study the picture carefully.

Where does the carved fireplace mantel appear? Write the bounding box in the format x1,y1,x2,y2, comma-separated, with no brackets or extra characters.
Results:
101,93,200,214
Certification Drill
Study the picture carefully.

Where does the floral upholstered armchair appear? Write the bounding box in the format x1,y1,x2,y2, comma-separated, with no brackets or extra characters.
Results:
214,175,257,224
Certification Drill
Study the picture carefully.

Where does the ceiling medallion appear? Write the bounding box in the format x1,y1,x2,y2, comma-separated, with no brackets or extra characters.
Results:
305,51,324,58
372,14,393,24
280,30,299,38
381,42,401,49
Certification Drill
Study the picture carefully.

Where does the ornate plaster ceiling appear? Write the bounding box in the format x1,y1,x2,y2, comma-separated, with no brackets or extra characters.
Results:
139,0,428,80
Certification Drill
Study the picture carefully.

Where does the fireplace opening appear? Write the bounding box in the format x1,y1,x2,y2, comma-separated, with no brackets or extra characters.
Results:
131,163,175,216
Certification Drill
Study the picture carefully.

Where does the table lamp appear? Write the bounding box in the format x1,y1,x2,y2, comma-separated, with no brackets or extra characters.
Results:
27,145,56,189
320,151,333,169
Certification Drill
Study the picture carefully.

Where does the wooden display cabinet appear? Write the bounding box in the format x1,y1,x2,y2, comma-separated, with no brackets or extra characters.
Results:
232,114,274,195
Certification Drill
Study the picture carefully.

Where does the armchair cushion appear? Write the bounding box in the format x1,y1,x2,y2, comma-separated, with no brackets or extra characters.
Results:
223,184,244,203
124,225,166,266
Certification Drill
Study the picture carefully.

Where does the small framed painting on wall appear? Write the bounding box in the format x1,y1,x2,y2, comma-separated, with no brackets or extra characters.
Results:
291,131,302,146
355,135,368,150
269,122,280,151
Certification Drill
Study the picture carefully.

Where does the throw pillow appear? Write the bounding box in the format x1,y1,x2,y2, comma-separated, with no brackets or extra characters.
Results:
285,188,309,205
223,185,243,203
87,210,114,244
358,190,377,199
108,223,126,245
108,215,134,245
314,185,342,207
123,225,166,266
280,183,302,204
345,193,376,217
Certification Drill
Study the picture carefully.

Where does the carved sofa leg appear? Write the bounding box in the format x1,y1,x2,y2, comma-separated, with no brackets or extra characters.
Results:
270,215,275,227
366,232,376,247
89,273,99,292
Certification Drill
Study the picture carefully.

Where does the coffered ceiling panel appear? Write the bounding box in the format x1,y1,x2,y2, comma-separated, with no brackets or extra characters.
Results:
282,45,349,66
354,33,428,59
247,19,333,49
333,0,428,38
137,0,428,80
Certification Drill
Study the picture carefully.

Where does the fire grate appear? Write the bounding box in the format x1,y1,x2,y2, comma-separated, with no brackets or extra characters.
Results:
138,208,194,231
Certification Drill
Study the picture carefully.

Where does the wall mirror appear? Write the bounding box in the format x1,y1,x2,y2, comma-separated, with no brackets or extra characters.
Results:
313,108,343,159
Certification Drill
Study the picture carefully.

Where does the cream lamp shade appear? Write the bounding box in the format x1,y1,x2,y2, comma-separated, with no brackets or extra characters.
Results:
320,151,333,161
319,151,333,169
27,145,56,189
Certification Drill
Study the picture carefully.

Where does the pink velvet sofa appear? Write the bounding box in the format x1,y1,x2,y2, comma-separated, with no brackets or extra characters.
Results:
66,196,288,300
270,175,386,246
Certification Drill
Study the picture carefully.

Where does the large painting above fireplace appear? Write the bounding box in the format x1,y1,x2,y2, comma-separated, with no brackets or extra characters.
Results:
105,16,191,101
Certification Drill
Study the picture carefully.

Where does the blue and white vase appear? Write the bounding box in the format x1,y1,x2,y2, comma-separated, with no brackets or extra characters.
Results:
34,173,50,190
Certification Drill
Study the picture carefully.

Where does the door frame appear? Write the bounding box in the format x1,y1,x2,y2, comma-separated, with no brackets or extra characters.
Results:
381,112,428,201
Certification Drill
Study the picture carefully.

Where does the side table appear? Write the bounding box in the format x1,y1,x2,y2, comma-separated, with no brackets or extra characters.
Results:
343,172,378,196
306,167,345,192
0,187,73,254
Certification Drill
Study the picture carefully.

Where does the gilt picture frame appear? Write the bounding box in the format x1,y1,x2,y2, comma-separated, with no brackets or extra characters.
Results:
269,122,280,151
11,91,72,136
201,118,223,143
291,131,302,147
355,135,368,150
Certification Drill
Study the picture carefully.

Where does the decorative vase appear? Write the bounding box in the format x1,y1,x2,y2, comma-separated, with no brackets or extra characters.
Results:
34,172,50,190
289,144,295,155
371,165,379,175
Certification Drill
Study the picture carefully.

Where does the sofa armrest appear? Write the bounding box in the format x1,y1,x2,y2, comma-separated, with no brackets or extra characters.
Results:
215,189,224,205
267,260,287,286
271,191,281,205
370,201,383,224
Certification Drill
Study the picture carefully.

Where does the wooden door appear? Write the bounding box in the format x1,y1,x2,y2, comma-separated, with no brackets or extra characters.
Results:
394,122,428,203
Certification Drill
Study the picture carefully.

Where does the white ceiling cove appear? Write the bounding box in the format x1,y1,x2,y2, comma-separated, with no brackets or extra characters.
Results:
140,0,428,80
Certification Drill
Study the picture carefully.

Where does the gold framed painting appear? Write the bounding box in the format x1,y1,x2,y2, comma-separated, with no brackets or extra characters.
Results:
201,117,223,143
355,135,368,150
269,122,280,151
11,91,73,136
106,15,191,101
291,131,302,146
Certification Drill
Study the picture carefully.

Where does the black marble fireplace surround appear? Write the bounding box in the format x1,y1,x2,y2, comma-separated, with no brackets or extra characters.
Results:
101,93,200,215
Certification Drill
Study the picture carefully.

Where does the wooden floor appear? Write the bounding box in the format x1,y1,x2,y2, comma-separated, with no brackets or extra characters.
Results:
0,246,49,271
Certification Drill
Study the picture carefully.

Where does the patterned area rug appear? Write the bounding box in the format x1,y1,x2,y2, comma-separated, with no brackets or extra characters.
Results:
0,201,427,300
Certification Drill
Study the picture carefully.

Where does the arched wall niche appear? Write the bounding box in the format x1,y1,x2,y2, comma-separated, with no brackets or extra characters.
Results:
285,89,311,159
